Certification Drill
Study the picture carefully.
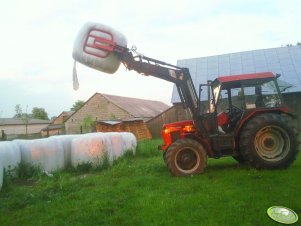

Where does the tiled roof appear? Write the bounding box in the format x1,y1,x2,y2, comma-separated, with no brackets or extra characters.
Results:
64,111,75,116
41,124,63,131
101,93,170,118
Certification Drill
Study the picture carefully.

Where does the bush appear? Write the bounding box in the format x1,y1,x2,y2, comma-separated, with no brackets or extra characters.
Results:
16,162,42,179
2,162,42,189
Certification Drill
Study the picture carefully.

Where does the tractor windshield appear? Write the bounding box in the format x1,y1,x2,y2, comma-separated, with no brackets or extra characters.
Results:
243,79,282,109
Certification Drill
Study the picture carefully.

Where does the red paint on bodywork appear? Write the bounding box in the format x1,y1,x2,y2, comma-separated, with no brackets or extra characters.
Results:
217,112,230,127
217,72,274,83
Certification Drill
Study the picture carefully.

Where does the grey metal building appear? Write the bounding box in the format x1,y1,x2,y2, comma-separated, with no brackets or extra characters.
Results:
171,45,301,103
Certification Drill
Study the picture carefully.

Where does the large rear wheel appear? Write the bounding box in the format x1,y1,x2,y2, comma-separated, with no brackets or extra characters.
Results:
165,139,207,176
239,113,299,169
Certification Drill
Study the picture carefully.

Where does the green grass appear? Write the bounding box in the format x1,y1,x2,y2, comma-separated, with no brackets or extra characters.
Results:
0,139,300,226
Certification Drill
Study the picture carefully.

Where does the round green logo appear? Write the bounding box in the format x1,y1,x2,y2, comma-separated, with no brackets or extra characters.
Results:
267,206,298,224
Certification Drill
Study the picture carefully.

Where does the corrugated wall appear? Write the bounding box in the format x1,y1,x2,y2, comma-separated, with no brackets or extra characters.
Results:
147,104,192,138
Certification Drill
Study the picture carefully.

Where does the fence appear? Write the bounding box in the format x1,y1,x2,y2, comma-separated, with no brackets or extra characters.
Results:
0,131,43,141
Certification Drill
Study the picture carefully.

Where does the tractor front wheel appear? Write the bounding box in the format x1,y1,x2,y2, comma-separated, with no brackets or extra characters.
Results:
165,139,207,176
240,113,299,169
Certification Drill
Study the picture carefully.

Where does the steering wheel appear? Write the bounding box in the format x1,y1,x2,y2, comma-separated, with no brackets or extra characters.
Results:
231,105,241,113
226,105,242,130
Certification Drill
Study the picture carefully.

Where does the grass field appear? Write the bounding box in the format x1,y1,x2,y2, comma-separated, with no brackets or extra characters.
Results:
0,139,300,226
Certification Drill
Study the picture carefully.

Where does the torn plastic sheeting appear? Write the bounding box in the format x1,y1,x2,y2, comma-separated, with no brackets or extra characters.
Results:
15,137,65,172
72,22,127,74
0,141,21,171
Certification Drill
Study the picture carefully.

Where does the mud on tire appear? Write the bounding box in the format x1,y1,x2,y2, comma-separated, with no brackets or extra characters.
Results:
239,113,299,169
165,139,207,176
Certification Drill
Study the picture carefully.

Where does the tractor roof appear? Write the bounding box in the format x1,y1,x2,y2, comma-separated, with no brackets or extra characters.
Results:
216,72,275,84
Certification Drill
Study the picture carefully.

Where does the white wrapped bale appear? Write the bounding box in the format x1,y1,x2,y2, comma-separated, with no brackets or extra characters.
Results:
71,133,109,167
71,132,137,168
52,135,81,168
73,22,127,74
16,137,65,172
109,132,124,160
0,158,3,191
0,141,21,171
121,132,137,155
108,132,137,160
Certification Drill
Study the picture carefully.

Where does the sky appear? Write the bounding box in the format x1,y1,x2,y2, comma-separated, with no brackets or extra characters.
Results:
0,0,300,118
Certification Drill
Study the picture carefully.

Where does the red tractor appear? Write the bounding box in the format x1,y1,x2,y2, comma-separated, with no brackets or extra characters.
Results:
160,72,299,176
73,24,300,176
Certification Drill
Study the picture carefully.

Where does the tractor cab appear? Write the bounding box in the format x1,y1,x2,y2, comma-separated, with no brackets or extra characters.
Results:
199,72,284,136
196,72,290,158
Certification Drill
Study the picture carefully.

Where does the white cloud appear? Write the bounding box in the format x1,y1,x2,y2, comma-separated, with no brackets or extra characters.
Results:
0,0,300,117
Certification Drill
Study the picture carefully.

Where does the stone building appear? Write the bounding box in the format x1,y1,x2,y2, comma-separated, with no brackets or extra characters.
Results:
41,111,74,136
65,93,170,134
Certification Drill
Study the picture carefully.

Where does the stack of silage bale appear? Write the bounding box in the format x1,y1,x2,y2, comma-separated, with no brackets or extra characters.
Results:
0,132,137,190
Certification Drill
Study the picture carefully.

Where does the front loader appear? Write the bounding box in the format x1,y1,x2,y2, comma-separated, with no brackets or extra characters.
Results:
73,22,299,176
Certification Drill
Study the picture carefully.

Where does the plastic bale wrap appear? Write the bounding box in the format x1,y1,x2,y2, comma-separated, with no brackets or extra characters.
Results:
109,132,124,160
52,135,82,168
121,132,137,155
72,22,127,74
71,132,137,168
16,138,65,172
71,133,111,168
108,132,137,160
0,141,21,171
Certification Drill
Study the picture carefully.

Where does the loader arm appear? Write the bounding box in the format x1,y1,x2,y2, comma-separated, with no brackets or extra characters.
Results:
114,47,199,119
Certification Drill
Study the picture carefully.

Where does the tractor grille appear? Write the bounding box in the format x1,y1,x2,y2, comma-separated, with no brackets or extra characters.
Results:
170,131,181,142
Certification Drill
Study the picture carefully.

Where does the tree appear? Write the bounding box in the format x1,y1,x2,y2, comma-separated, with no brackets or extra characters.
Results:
71,100,85,111
14,104,23,119
13,104,31,119
32,107,49,120
14,104,30,136
82,115,94,133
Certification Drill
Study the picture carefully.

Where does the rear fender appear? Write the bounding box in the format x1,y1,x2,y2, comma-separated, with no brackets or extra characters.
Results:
235,108,291,137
